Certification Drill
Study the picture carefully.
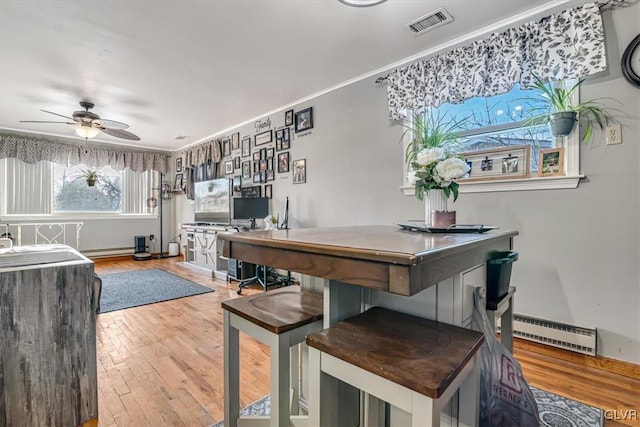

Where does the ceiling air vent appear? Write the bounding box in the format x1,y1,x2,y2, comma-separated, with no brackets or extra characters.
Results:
405,8,453,36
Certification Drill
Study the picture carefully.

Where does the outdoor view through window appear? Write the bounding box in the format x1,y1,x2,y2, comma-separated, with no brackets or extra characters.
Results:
53,164,122,212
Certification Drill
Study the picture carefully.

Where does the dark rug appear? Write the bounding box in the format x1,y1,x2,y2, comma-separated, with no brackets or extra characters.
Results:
98,268,213,313
211,389,602,427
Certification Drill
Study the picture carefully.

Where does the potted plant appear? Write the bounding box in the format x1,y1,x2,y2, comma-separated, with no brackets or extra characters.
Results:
82,169,99,186
526,74,615,142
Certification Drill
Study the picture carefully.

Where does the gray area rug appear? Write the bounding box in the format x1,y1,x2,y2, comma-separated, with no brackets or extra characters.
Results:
212,388,602,427
98,268,213,313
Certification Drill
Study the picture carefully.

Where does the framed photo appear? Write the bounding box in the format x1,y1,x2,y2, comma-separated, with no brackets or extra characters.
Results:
260,148,267,160
223,139,231,157
260,171,267,183
232,175,241,192
538,147,565,177
174,173,183,190
275,129,284,142
459,145,531,182
253,161,259,173
282,127,290,142
259,159,268,171
255,129,273,146
253,151,261,161
233,156,240,169
266,147,275,159
294,107,313,133
253,173,261,183
176,157,183,173
267,158,274,171
266,169,275,181
224,160,234,175
292,159,306,184
278,152,290,173
285,109,294,126
241,186,261,198
231,132,240,151
265,184,273,199
241,137,251,157
242,161,251,179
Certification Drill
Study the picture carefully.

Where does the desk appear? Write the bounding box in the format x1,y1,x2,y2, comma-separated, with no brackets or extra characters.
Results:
219,225,517,425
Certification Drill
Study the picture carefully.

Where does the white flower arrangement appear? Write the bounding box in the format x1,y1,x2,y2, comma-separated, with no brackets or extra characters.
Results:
407,147,469,201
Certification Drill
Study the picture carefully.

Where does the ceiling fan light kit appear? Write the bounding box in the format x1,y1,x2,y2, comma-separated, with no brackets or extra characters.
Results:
338,0,387,7
20,100,140,141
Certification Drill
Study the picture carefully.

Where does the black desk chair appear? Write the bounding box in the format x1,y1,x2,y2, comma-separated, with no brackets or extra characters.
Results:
236,265,293,294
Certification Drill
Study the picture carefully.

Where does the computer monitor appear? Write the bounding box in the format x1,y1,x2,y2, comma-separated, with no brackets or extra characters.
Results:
233,197,269,229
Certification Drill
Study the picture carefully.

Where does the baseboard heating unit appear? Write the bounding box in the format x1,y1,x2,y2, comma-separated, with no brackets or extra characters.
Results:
504,314,597,356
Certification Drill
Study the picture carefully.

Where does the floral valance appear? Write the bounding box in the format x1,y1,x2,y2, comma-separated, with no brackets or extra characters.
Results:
0,133,168,173
183,138,222,168
386,3,607,120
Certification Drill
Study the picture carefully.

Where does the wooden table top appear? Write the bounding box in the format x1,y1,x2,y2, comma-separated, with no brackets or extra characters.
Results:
222,287,323,334
306,307,485,399
220,225,517,296
220,225,517,266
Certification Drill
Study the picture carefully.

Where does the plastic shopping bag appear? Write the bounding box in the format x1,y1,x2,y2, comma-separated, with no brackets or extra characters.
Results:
472,288,540,427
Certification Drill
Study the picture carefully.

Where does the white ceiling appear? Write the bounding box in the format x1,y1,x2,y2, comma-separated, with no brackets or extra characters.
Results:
0,0,583,151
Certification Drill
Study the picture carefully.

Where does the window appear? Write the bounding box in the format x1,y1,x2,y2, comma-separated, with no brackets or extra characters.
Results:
402,82,581,194
0,158,154,217
53,164,122,213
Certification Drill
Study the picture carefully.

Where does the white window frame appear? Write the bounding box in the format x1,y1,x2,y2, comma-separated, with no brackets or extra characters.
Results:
400,85,584,195
0,159,157,221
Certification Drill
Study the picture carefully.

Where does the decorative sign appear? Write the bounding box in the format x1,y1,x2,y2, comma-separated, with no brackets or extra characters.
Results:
254,118,272,133
254,129,273,146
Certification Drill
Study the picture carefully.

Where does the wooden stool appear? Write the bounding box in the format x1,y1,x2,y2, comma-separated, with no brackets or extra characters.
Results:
306,307,484,427
223,287,323,427
486,286,516,353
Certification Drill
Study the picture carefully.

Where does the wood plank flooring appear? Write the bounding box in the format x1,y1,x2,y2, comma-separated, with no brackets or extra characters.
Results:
94,257,639,426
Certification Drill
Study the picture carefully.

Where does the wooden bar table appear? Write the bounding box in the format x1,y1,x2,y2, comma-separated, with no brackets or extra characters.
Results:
220,225,518,426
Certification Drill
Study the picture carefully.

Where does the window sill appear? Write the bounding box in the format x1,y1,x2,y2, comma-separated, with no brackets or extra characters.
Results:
0,213,157,221
401,175,584,196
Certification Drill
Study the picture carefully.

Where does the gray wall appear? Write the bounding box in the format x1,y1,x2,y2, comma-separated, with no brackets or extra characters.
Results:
173,5,639,363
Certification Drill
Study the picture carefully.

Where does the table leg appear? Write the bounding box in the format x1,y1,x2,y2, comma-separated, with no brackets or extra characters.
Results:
224,310,240,427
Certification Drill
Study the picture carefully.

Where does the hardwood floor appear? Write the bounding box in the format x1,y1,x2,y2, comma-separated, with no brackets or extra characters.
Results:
94,257,639,426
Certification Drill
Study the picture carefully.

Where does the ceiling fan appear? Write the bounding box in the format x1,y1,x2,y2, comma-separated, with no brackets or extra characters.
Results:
20,101,140,141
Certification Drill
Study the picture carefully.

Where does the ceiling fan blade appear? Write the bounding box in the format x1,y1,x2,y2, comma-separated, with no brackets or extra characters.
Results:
41,109,75,120
93,118,129,130
100,128,140,141
20,120,76,124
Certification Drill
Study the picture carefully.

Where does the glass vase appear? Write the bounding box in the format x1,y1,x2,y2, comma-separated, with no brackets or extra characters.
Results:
424,189,454,227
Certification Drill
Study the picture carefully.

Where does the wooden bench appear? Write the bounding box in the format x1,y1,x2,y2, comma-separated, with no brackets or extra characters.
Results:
306,307,485,426
223,287,323,427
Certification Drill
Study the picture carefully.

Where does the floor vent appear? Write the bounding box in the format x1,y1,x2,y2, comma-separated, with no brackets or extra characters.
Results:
508,314,597,356
405,8,453,36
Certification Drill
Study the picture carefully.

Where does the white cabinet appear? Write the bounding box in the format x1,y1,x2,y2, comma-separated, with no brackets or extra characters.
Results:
182,225,229,279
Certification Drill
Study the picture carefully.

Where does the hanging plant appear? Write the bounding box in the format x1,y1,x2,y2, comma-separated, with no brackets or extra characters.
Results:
81,169,99,186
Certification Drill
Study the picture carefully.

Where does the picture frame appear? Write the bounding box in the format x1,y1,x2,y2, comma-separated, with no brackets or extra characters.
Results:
253,173,261,183
174,173,183,190
176,157,183,173
264,184,273,199
224,160,234,175
277,152,290,173
459,145,531,182
285,109,294,126
253,151,261,161
260,148,267,160
253,161,259,173
242,161,251,179
538,147,565,177
255,129,273,146
292,158,306,184
294,107,313,133
259,159,268,172
241,137,251,157
231,132,240,151
266,169,275,181
260,171,267,183
241,186,261,198
232,175,241,192
223,139,231,157
266,147,275,159
233,156,240,169
275,129,284,142
282,127,290,142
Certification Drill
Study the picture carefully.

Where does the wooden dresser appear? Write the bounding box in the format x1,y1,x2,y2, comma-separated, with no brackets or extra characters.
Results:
0,244,97,427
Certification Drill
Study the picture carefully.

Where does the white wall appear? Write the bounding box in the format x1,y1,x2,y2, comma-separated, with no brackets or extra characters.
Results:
173,5,639,363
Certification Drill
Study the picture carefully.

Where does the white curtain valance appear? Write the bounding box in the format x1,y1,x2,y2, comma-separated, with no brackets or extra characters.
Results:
386,3,607,120
0,133,168,173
